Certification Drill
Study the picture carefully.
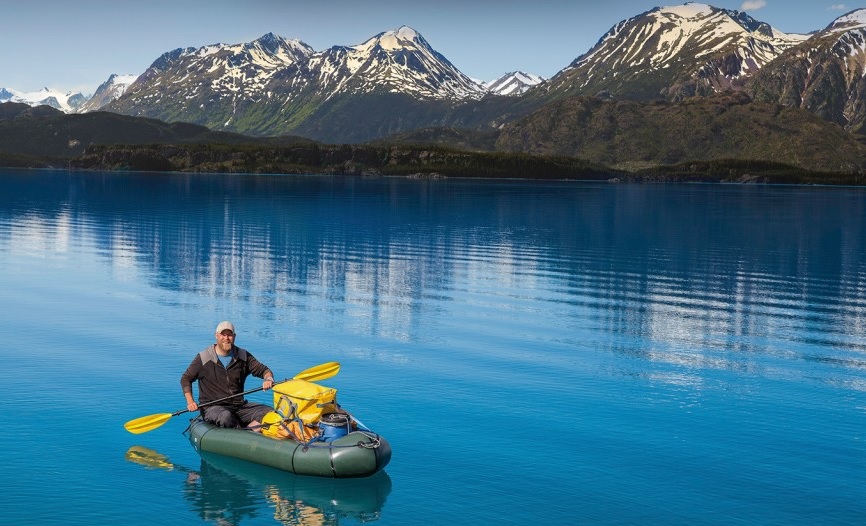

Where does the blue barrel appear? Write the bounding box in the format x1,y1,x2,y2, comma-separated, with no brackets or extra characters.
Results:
319,412,351,442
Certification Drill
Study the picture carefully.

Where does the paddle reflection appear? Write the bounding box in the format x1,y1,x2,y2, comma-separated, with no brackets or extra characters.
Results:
125,446,392,525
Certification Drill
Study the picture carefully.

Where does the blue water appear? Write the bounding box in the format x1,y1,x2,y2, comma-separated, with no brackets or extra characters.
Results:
1,169,864,525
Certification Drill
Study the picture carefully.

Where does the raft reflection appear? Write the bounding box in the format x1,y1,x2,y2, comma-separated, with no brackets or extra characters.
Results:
126,446,392,525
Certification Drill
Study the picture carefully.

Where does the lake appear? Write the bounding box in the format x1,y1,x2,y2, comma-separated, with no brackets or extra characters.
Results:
1,169,864,525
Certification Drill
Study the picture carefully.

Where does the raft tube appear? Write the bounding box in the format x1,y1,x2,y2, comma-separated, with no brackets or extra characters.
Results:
186,418,391,478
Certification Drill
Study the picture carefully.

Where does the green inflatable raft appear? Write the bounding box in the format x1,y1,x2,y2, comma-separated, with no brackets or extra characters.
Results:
185,418,392,478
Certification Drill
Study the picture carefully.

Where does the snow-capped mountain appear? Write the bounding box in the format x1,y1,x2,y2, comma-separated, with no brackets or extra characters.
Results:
77,73,139,112
543,2,809,100
9,3,866,145
109,27,483,108
106,26,487,137
0,86,88,112
139,32,313,96
749,8,866,133
107,32,314,128
305,26,485,100
485,72,544,96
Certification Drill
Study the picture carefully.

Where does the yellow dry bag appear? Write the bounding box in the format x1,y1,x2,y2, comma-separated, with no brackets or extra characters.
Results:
272,379,338,425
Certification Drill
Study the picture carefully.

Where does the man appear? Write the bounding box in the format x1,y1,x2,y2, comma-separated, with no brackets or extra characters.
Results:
181,321,276,429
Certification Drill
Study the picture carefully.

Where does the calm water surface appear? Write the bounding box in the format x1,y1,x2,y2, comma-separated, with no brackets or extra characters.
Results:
0,169,864,525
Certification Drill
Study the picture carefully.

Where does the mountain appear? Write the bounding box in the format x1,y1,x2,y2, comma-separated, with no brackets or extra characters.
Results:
3,91,865,181
304,26,485,100
485,72,544,96
78,73,139,112
107,32,313,125
0,101,305,162
1,74,137,114
0,86,88,112
494,91,866,173
749,9,866,134
538,3,808,102
102,5,827,142
105,27,487,140
9,2,866,172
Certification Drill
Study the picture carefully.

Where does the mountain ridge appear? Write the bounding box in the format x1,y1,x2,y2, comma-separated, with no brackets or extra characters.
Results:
98,26,499,139
89,4,862,142
748,7,866,133
4,3,866,177
5,4,865,140
536,3,809,102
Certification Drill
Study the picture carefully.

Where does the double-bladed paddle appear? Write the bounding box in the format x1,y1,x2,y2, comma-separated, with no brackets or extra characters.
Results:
123,361,340,434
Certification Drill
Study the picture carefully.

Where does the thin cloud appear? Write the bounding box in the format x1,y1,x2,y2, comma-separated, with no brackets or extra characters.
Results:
828,4,847,10
740,1,767,10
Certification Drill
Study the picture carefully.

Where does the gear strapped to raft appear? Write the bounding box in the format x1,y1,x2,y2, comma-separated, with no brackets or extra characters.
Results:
260,378,360,445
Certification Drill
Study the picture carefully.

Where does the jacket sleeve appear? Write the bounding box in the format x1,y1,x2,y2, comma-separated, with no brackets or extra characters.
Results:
245,351,273,380
181,355,202,395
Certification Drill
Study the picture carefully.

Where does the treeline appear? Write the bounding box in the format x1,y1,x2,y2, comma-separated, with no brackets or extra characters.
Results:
633,159,866,186
64,143,866,184
69,143,620,180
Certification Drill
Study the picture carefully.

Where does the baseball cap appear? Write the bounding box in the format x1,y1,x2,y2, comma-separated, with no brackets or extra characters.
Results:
215,321,236,334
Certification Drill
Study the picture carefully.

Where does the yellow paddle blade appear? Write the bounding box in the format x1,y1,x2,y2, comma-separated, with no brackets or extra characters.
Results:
124,413,173,434
293,361,340,382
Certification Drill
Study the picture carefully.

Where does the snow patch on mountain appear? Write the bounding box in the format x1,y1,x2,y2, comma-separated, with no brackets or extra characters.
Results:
660,2,713,18
112,74,139,86
379,26,420,50
827,9,866,32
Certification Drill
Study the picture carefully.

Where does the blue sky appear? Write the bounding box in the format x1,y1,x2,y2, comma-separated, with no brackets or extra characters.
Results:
1,1,858,94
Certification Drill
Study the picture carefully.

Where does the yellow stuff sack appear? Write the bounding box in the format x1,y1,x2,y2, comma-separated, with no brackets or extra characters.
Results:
260,411,319,442
260,411,284,438
272,379,338,425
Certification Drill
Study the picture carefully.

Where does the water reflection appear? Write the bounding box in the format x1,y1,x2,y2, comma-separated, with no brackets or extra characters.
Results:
4,170,866,384
126,446,391,525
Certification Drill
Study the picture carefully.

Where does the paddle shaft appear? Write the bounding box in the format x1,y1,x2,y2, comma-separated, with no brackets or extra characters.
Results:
173,379,285,416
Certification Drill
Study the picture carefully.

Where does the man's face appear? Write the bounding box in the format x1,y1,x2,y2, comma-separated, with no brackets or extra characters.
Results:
216,329,235,353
